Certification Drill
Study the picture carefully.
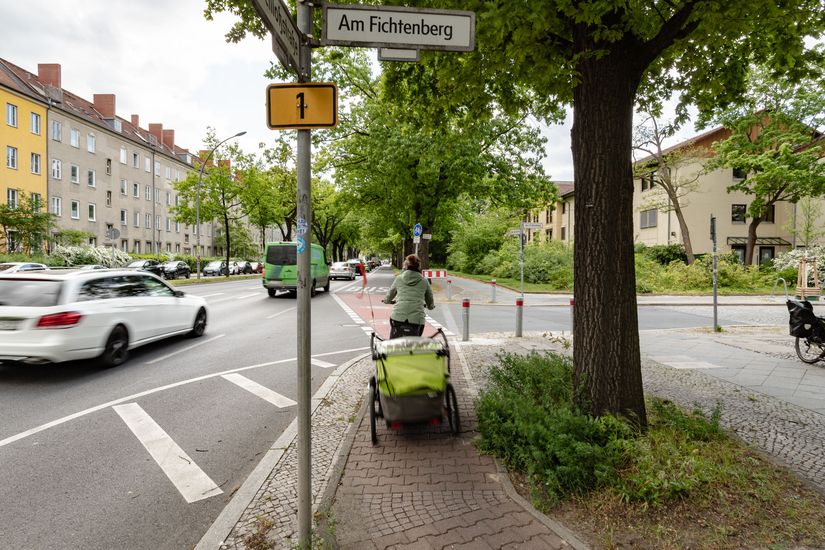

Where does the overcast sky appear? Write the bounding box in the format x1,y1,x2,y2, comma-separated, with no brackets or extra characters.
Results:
2,0,702,182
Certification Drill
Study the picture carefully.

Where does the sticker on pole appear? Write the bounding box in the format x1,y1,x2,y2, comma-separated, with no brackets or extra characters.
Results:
297,236,306,254
297,217,308,236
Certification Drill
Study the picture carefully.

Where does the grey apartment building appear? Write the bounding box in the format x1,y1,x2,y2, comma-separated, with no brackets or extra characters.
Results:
0,59,235,256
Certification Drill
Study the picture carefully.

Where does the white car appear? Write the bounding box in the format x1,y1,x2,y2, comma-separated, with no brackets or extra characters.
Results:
0,262,48,273
0,269,208,367
330,261,356,280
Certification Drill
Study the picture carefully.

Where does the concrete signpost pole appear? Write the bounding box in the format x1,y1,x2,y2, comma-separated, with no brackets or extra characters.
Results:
296,2,312,546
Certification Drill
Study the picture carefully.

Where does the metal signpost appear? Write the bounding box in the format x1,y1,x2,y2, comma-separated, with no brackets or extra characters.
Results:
249,2,475,546
711,214,719,332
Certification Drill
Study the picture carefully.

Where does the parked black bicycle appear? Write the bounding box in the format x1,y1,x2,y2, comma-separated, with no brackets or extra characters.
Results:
788,298,825,364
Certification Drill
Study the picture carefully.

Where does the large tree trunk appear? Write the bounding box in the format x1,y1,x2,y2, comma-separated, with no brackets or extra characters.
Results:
745,218,762,265
571,52,647,426
672,201,695,264
223,211,231,277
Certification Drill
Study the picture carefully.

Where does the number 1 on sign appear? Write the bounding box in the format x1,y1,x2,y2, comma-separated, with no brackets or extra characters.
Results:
296,92,306,119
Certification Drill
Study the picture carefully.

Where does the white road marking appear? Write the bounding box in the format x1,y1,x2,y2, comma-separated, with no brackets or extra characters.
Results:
310,358,336,369
236,293,259,300
221,374,296,407
0,346,369,449
113,403,223,503
266,306,296,319
145,334,225,365
200,293,225,299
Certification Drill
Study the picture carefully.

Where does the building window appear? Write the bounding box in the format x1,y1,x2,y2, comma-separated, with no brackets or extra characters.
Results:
70,164,80,184
560,227,566,240
120,239,128,251
175,195,180,207
71,200,80,219
70,128,80,148
105,158,112,175
7,188,18,209
51,120,62,141
165,166,172,179
640,209,658,229
88,203,96,221
561,202,567,214
641,173,656,191
51,158,62,179
145,185,151,201
145,157,151,172
154,188,160,203
176,221,180,233
31,193,42,212
732,167,748,180
166,243,171,252
184,233,189,244
6,146,17,169
132,152,140,168
154,161,160,177
731,204,747,224
762,204,776,223
30,112,41,135
133,183,140,197
134,211,140,227
155,215,161,229
759,246,775,266
6,103,17,127
50,196,62,217
120,179,128,195
87,133,96,153
6,230,19,253
120,147,127,164
166,191,172,205
30,153,41,175
120,209,127,225
166,218,171,232
106,191,112,207
87,169,96,187
145,213,151,229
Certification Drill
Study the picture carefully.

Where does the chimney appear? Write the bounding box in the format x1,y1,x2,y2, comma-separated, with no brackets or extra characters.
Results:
148,123,163,144
130,114,139,128
93,94,116,118
37,63,62,88
162,129,175,149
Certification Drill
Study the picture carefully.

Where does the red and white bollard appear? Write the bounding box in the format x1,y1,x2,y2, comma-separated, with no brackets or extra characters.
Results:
490,278,497,303
515,297,524,337
462,298,470,341
447,279,452,301
569,297,575,334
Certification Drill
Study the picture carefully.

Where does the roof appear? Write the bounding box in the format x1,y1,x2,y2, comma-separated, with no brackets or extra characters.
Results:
0,58,196,166
727,237,791,246
553,181,574,198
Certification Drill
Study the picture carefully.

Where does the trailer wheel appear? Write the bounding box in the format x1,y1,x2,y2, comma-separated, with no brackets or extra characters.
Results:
369,376,378,445
445,383,460,435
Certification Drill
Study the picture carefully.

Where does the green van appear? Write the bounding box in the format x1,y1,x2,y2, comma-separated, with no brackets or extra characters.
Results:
262,241,330,297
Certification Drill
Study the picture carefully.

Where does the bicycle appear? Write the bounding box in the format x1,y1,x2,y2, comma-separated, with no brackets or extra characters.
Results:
788,298,825,364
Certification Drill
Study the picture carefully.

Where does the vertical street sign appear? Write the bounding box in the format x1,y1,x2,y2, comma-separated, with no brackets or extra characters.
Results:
251,0,303,76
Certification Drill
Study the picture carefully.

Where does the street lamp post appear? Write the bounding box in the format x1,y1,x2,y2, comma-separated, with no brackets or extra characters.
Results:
195,131,246,279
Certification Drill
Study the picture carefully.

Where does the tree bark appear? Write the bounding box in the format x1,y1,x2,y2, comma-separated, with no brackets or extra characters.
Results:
745,218,762,265
223,210,231,277
571,51,647,426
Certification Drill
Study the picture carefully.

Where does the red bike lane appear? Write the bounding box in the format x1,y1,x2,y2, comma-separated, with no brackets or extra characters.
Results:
335,289,437,340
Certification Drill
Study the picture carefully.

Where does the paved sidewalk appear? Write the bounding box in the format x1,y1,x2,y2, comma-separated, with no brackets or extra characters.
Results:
199,304,825,549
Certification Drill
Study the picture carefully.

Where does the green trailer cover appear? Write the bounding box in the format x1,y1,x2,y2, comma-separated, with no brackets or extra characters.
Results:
375,337,447,396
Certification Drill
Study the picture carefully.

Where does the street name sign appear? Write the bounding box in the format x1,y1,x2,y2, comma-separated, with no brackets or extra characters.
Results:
267,83,338,130
506,229,521,237
252,0,302,75
522,222,543,230
378,48,420,62
322,4,475,52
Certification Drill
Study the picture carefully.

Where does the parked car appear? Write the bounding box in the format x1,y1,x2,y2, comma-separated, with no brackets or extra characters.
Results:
346,259,366,276
161,260,191,280
0,269,207,367
127,259,164,277
0,262,48,273
330,261,356,280
202,261,228,276
232,260,253,275
249,262,263,274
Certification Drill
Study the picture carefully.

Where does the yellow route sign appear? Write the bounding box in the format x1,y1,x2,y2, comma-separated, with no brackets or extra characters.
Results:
267,83,338,130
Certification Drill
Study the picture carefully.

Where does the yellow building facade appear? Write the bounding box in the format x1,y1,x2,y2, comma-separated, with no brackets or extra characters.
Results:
1,86,48,209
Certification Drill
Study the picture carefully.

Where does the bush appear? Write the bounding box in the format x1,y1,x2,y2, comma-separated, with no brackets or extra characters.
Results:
51,245,131,267
636,243,688,265
477,353,731,509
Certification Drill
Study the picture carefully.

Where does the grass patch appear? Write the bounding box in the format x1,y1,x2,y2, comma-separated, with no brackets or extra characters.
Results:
477,352,825,549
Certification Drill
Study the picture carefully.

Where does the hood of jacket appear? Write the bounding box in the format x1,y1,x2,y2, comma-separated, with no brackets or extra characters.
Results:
399,269,424,286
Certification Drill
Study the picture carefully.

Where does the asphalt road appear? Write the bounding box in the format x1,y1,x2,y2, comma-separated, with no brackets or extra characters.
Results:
0,266,791,549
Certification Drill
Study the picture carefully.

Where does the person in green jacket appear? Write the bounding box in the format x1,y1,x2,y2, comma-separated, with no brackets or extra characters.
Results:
383,254,435,338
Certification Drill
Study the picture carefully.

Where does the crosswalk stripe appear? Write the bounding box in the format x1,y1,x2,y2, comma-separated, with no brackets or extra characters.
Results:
221,373,297,407
310,358,336,369
113,403,222,503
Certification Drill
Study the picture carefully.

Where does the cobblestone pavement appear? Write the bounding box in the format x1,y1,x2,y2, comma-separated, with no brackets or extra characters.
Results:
206,320,825,549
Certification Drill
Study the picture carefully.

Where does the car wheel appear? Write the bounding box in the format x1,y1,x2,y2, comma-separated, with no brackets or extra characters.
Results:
311,280,317,297
323,278,330,292
190,308,207,338
268,288,277,298
100,325,129,368
185,271,190,279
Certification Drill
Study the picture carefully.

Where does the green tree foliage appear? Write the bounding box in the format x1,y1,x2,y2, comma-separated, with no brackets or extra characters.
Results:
706,65,825,264
0,192,53,253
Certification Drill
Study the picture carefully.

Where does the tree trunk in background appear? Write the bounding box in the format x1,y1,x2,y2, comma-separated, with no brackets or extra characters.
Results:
571,52,647,426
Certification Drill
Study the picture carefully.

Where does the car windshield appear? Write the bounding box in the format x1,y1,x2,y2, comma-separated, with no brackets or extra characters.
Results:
0,279,64,306
0,264,20,272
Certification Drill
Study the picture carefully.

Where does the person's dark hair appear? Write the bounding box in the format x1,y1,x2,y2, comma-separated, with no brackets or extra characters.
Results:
403,254,421,272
